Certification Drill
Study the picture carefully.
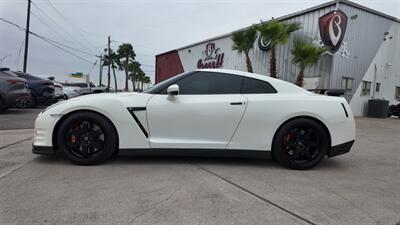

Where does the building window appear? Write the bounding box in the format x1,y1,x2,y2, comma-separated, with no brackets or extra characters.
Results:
395,86,400,98
361,81,372,96
375,83,381,92
342,77,353,94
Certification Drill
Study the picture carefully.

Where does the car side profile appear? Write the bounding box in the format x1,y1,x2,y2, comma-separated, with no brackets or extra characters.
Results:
33,69,356,169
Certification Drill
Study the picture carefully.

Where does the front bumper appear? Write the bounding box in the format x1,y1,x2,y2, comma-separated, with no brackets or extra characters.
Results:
32,145,55,155
327,140,354,158
33,111,61,147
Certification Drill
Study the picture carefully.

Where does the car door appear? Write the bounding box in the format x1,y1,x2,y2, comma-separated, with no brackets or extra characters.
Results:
146,71,247,149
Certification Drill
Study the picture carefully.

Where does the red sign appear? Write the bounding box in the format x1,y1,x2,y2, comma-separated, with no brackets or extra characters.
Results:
197,43,224,69
319,9,348,53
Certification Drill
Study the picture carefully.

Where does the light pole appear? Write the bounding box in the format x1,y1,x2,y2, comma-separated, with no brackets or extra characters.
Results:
0,55,12,67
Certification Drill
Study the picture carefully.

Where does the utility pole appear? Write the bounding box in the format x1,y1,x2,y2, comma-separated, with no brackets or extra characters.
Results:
23,0,31,73
107,35,111,92
98,54,103,87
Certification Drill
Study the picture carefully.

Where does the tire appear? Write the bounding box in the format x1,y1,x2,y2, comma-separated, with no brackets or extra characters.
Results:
27,93,37,108
57,111,118,165
272,118,329,170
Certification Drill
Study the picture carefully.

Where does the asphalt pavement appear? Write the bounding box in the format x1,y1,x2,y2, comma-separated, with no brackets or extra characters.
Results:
0,108,42,130
0,115,399,225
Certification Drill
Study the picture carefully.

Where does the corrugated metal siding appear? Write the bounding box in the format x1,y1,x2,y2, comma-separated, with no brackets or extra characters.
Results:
176,5,338,88
274,5,337,86
331,3,393,92
173,1,397,98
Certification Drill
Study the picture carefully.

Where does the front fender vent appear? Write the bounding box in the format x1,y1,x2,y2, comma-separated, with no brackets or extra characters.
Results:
127,107,148,138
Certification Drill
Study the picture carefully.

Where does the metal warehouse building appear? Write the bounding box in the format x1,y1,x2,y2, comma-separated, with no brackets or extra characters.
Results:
155,0,400,116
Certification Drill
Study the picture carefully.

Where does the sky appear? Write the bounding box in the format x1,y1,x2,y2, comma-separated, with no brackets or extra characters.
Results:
0,0,399,90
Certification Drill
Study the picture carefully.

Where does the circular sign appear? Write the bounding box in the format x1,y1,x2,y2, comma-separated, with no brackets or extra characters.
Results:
258,36,271,51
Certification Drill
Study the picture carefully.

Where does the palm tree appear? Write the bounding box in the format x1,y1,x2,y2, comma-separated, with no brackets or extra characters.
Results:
142,76,151,90
137,71,146,91
128,61,142,91
231,26,257,73
257,20,301,78
117,43,136,91
103,50,119,91
291,39,327,87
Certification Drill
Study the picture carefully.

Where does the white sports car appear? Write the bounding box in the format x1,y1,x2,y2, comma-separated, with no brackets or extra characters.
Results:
33,69,355,169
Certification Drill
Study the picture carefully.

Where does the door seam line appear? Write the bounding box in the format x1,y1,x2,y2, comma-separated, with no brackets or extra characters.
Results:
225,95,248,149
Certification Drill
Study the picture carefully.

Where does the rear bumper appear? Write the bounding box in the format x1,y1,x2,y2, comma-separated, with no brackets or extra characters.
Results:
327,140,354,158
32,145,55,155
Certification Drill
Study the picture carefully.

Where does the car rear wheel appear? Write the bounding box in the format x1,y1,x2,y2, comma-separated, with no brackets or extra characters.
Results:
57,111,117,165
272,118,329,170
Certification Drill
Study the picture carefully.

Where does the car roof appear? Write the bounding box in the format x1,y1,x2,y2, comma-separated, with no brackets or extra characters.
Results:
195,69,308,94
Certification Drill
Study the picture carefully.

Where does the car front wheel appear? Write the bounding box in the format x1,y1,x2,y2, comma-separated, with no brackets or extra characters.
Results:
272,118,329,170
57,111,117,165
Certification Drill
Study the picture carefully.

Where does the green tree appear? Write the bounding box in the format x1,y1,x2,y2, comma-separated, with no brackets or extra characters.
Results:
128,61,143,91
142,76,151,90
257,20,301,78
137,70,146,91
231,26,257,73
117,43,136,91
291,39,326,87
103,50,119,91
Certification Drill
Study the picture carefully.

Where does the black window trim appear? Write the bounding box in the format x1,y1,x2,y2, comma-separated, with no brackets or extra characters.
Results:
145,71,278,95
240,77,278,94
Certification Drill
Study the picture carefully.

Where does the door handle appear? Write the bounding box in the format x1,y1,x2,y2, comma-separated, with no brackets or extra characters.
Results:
230,102,245,105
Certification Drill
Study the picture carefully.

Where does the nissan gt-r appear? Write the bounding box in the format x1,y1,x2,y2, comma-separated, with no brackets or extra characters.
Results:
33,69,355,169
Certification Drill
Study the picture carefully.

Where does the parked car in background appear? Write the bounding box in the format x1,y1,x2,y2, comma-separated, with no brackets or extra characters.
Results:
39,76,65,102
13,72,55,106
0,68,30,112
65,82,106,95
63,86,80,99
54,82,65,101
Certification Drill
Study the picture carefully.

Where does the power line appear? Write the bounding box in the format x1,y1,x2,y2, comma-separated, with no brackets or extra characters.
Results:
30,32,94,64
42,0,98,50
87,60,98,75
0,17,96,57
31,1,95,54
0,17,94,64
30,10,78,47
15,39,25,70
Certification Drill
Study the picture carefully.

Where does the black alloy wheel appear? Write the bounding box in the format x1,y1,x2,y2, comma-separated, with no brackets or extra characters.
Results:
57,112,117,165
273,118,329,170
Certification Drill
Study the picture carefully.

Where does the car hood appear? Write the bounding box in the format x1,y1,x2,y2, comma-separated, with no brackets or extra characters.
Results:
44,92,154,115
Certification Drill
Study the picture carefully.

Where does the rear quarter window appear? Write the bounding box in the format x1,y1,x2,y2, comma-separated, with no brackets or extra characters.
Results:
241,77,277,94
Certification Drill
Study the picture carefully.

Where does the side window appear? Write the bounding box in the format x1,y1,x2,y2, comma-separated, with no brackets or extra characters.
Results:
341,77,353,94
361,81,372,96
241,77,277,94
176,72,243,95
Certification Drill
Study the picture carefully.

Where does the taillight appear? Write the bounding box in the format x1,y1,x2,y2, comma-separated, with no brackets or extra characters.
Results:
6,79,21,84
41,81,54,87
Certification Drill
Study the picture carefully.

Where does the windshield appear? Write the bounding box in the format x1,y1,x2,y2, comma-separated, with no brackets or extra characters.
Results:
143,71,193,94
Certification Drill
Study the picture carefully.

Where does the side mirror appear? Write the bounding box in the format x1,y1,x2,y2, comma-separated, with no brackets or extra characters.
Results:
167,84,179,95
